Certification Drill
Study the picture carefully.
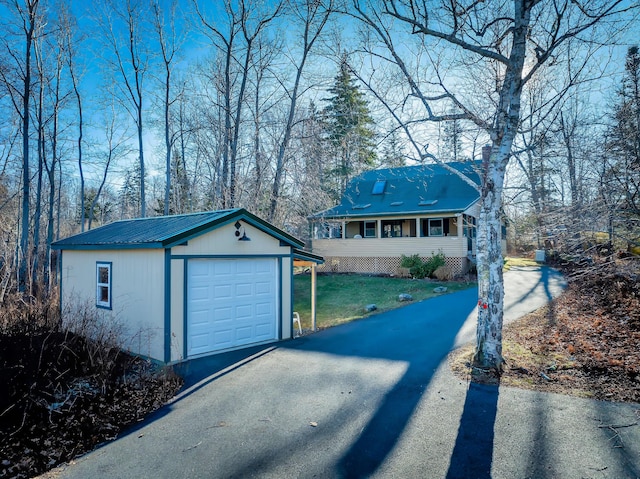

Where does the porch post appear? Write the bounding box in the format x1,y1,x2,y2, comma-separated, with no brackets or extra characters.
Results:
311,263,317,331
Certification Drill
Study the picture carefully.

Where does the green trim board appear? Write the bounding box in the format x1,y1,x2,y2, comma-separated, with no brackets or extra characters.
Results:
292,249,324,264
170,253,292,260
279,256,283,341
289,252,294,338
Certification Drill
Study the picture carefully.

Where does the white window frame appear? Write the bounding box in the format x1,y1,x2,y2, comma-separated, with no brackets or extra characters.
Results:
429,218,444,237
364,221,376,238
96,262,112,309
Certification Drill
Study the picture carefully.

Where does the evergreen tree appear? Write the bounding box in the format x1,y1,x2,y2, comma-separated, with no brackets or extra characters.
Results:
119,163,142,219
380,130,406,167
442,118,464,162
77,187,114,229
323,57,376,199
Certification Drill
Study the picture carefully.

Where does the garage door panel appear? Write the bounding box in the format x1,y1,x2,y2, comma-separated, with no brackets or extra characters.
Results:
238,260,256,273
235,283,253,297
254,261,272,273
189,310,210,327
235,304,253,320
190,285,209,301
190,332,210,349
213,284,233,299
214,328,234,352
255,322,273,336
187,258,278,356
213,261,233,275
213,306,233,320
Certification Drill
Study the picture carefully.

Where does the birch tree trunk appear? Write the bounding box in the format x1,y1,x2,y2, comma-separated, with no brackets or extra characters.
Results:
352,0,633,371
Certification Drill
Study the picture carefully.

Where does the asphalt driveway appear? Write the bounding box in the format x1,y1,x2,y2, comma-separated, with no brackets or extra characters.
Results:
46,267,640,479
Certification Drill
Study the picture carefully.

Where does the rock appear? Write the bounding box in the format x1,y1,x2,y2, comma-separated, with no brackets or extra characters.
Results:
398,293,413,302
364,304,377,312
433,286,448,293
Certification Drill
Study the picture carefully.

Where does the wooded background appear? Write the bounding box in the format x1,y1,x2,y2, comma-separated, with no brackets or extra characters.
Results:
0,0,638,297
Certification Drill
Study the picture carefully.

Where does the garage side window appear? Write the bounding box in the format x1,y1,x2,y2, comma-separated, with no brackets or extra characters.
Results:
96,262,112,309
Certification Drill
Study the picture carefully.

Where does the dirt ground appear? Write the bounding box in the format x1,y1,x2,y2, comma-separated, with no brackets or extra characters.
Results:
450,255,640,404
0,329,183,479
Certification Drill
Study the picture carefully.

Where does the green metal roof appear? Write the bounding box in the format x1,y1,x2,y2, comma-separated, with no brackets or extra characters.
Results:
293,249,325,264
310,161,481,220
52,208,305,250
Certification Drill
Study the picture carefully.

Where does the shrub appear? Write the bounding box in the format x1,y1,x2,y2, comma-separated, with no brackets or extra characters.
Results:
0,293,183,478
434,264,454,281
400,251,446,279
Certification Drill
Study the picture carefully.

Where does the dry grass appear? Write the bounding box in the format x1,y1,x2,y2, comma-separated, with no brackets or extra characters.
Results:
450,258,640,403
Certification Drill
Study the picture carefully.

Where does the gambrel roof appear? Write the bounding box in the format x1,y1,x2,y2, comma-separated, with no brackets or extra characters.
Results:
310,161,481,219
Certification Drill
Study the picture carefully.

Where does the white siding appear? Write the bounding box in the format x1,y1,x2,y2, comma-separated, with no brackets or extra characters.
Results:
312,236,468,259
280,256,292,340
173,221,289,256
61,220,297,363
60,249,166,361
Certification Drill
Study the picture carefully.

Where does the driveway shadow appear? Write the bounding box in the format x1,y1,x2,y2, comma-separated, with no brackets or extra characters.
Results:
446,381,500,479
286,288,478,477
167,268,563,477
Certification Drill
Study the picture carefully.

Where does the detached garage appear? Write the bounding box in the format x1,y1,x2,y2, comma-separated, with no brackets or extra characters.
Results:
52,209,321,363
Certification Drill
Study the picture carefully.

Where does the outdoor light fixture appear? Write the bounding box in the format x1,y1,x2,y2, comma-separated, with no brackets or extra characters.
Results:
234,220,251,241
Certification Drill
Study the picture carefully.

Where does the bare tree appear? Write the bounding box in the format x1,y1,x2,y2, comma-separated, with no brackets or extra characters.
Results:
60,4,86,232
267,0,333,222
87,102,132,230
195,0,283,208
352,0,638,370
97,0,150,218
0,0,42,293
151,0,182,216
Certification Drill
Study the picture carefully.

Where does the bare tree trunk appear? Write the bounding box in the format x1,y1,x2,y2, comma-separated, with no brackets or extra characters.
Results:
99,0,149,218
18,1,40,293
351,0,631,370
31,73,44,293
195,0,282,209
268,0,332,222
152,1,179,216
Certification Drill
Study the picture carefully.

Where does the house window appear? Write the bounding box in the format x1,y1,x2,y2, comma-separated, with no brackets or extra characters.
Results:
382,220,402,238
96,262,112,309
364,221,376,238
315,222,342,239
429,218,444,236
463,215,477,238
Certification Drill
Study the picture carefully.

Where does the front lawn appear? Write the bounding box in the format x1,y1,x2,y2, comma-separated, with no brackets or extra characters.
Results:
293,273,475,330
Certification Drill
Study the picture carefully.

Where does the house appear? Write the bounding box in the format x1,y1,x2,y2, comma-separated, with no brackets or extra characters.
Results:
309,161,506,275
52,209,322,364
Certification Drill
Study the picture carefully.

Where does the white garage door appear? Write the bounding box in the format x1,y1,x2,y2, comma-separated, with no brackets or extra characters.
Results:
187,258,278,356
